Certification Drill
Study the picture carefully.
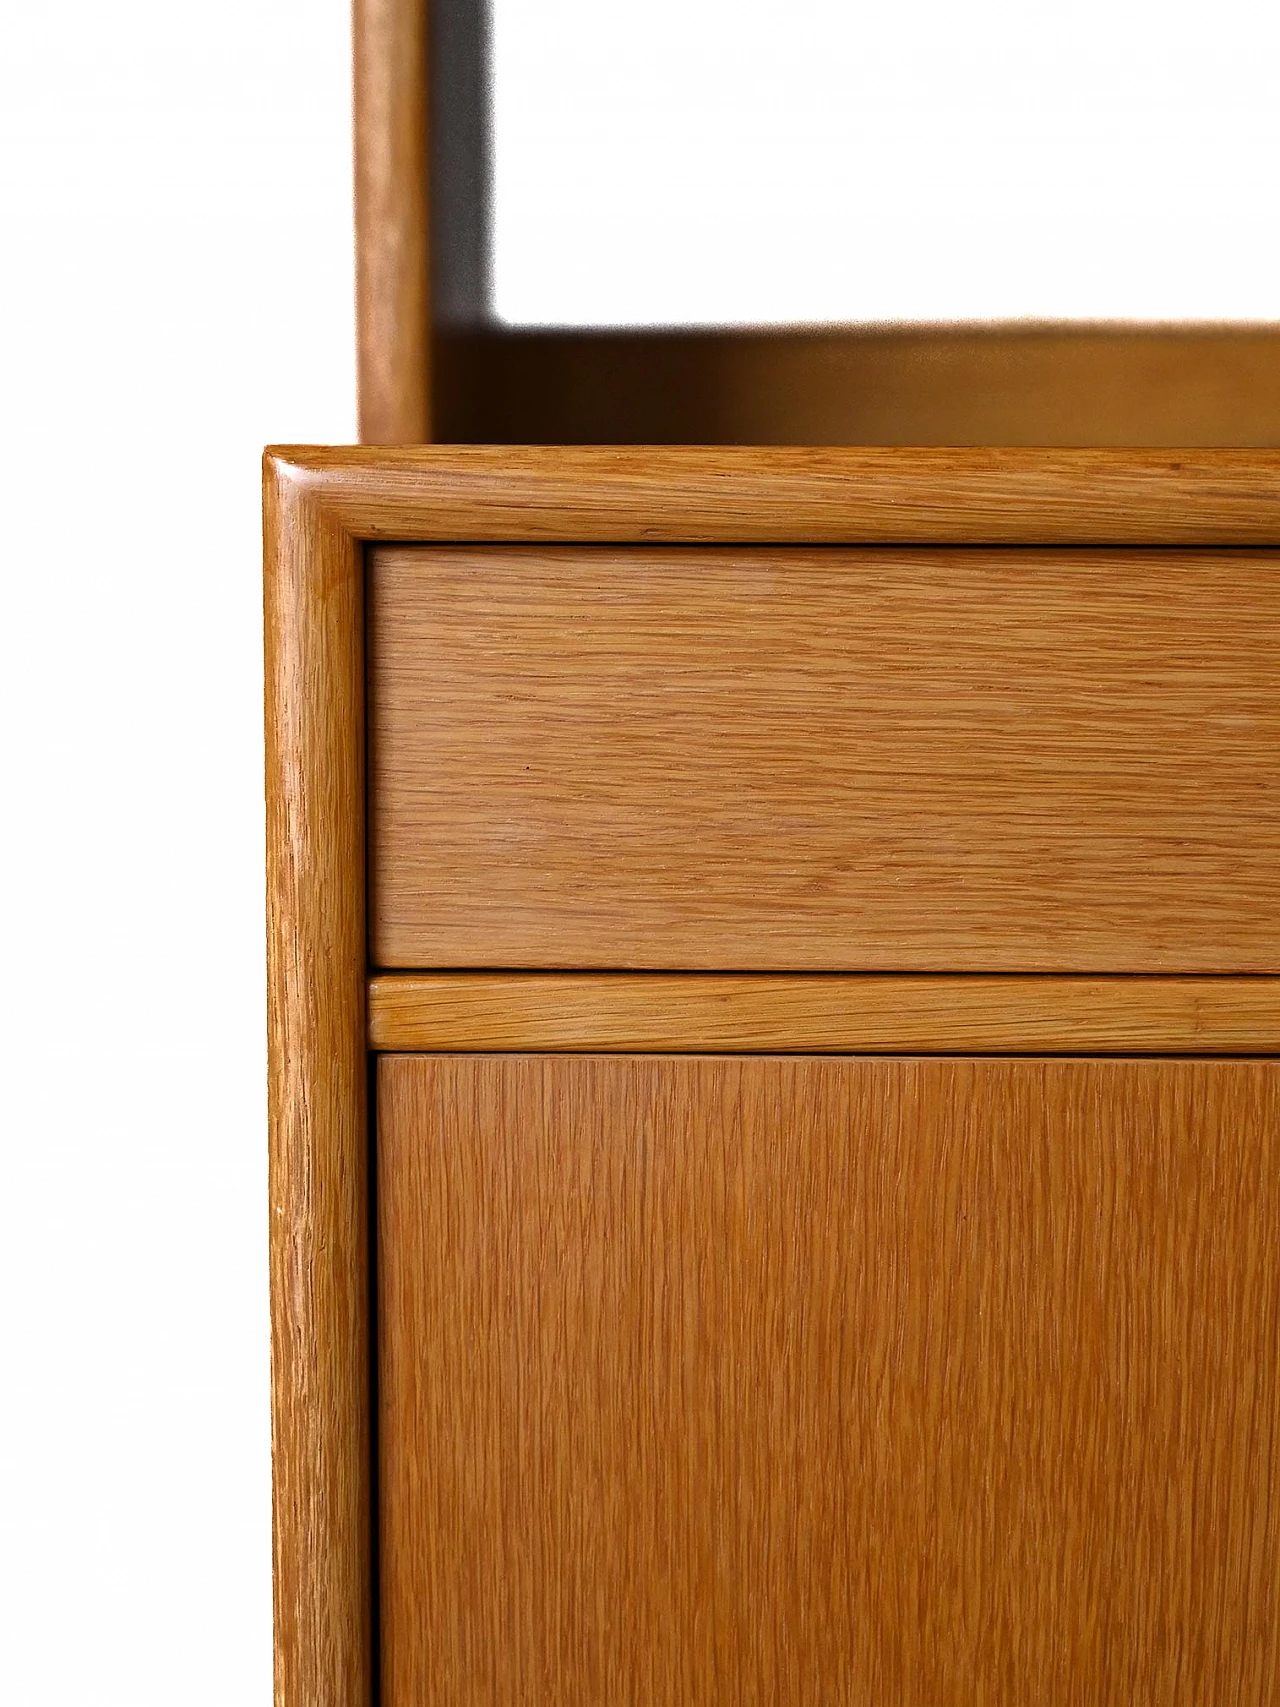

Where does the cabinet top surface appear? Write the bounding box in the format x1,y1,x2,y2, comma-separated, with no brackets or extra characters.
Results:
263,445,1280,544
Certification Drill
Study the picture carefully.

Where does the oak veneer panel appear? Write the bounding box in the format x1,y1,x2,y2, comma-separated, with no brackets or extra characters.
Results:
368,545,1280,971
378,1054,1280,1707
367,973,1280,1054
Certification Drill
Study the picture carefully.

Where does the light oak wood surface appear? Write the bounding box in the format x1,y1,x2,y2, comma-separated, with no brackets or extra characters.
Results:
369,544,1280,972
378,1053,1280,1707
264,445,1280,1707
354,0,431,443
264,461,372,1707
367,973,1280,1053
271,444,1280,543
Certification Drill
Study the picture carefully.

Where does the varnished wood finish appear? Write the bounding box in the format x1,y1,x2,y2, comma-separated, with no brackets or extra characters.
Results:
265,444,1280,1705
378,1053,1280,1707
264,462,372,1707
354,0,431,443
435,325,1280,447
267,444,1280,543
369,544,1280,972
367,973,1280,1054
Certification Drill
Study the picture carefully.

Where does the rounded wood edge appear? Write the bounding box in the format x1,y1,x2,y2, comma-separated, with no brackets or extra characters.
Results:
264,445,1280,544
354,0,431,443
367,974,1280,1056
264,459,373,1707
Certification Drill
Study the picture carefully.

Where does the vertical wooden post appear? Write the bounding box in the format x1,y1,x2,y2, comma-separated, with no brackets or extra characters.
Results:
354,0,432,442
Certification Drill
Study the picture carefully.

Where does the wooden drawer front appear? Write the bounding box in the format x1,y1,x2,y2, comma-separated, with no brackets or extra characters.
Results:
368,546,1279,970
378,1054,1280,1707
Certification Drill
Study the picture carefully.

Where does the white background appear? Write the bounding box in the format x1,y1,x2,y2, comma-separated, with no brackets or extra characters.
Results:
2,2,1278,1702
1,3,354,1702
493,0,1280,324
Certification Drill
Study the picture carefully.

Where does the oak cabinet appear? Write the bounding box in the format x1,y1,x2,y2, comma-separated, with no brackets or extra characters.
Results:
266,447,1280,1707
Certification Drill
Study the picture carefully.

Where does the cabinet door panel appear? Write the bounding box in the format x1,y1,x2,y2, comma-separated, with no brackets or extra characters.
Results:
378,1054,1280,1706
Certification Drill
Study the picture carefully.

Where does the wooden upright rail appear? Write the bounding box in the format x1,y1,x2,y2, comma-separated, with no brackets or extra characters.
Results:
354,0,432,442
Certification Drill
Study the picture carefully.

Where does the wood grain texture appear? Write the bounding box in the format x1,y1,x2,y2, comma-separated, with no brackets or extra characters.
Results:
368,544,1280,972
264,461,372,1707
267,445,1280,545
378,1053,1280,1707
434,325,1280,448
354,0,431,443
367,973,1280,1054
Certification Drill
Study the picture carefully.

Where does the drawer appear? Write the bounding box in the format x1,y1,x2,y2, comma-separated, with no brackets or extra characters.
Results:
368,544,1280,971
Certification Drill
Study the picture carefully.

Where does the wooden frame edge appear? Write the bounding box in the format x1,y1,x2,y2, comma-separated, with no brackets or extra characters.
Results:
264,456,372,1707
368,974,1280,1055
268,444,1280,542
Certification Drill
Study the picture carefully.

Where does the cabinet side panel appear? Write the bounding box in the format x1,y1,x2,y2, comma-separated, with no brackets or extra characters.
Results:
264,466,371,1707
378,1053,1280,1707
